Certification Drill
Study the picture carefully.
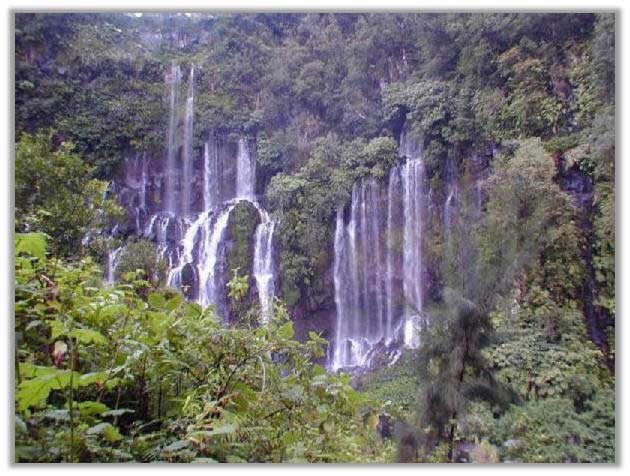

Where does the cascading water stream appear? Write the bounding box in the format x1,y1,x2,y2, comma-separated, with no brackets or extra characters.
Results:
401,158,424,347
197,204,235,309
204,139,219,211
139,153,147,212
444,157,459,241
165,63,181,214
253,208,276,324
168,210,208,288
181,64,194,216
332,208,346,370
332,123,425,370
106,246,124,284
236,138,255,200
385,165,402,340
108,62,276,326
332,179,391,369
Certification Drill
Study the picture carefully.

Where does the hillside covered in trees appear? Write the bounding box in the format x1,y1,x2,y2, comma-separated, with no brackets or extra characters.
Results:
14,12,615,463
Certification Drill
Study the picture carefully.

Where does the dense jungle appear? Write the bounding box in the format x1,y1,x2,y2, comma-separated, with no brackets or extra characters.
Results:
14,12,615,463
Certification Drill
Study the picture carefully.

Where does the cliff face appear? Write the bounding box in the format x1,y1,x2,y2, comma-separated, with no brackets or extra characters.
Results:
108,114,500,371
85,12,611,371
555,153,613,366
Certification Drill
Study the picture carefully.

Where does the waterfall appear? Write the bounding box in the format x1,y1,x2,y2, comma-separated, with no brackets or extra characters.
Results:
204,139,219,211
385,165,402,339
332,179,390,370
111,62,275,326
168,210,207,288
198,204,235,309
127,153,149,235
401,158,424,322
236,138,255,199
253,208,276,324
332,123,425,369
140,153,147,211
444,156,458,240
347,185,361,362
444,188,455,238
161,136,274,321
181,64,194,215
165,62,181,214
106,246,124,284
369,179,385,339
332,208,346,370
399,124,425,349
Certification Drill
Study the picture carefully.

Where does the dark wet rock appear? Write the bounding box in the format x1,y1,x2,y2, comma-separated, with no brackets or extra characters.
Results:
180,262,198,299
378,412,393,439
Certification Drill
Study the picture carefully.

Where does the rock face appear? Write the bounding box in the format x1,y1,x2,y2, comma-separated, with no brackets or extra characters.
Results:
108,64,277,325
223,200,262,324
556,155,613,365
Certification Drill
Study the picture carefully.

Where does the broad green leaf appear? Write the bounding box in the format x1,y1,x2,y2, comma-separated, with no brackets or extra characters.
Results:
78,371,108,386
42,409,70,421
18,363,57,379
278,321,294,339
312,364,326,377
49,320,65,339
161,440,190,454
70,328,108,345
15,233,47,259
103,424,123,443
16,371,70,411
98,304,126,320
86,422,123,443
15,416,28,433
166,293,184,311
188,424,237,443
78,401,109,417
25,320,44,331
148,292,167,309
184,302,202,318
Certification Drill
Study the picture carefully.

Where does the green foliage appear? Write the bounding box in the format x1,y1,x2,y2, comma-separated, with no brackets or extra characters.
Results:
496,49,567,137
587,106,615,321
14,12,615,464
227,200,261,279
15,233,390,463
358,351,420,421
413,290,508,461
15,14,166,173
470,139,583,306
493,391,614,463
113,240,167,286
15,130,123,257
486,296,608,404
227,268,249,302
16,232,47,259
383,80,452,135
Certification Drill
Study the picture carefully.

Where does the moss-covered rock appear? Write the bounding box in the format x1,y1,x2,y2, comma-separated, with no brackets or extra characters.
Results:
223,200,262,324
226,200,261,277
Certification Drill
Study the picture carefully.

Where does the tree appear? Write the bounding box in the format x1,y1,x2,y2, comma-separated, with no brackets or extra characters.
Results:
15,130,122,257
